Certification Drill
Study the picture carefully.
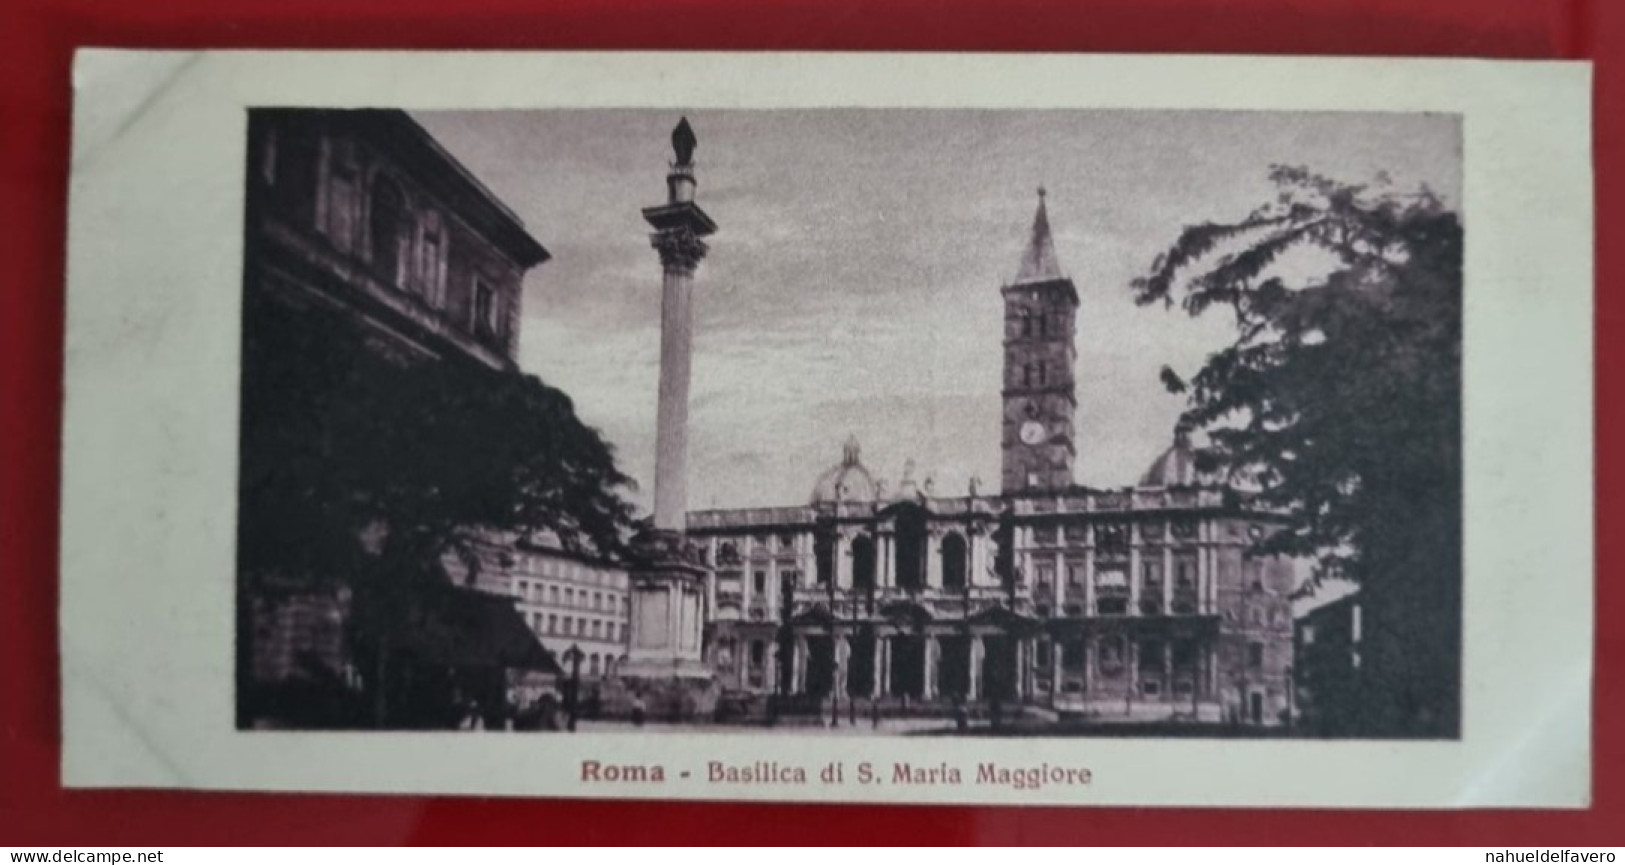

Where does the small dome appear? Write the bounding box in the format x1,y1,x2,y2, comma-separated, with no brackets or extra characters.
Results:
1140,426,1218,488
811,435,878,505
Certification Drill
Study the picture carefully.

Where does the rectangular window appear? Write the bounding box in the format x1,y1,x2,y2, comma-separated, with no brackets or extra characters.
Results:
472,278,497,338
1174,556,1197,588
594,592,603,610
1248,642,1264,670
1066,559,1086,587
1034,562,1056,588
1141,561,1162,588
419,216,446,304
1096,523,1129,556
564,588,575,606
547,614,557,634
752,570,767,595
322,139,361,252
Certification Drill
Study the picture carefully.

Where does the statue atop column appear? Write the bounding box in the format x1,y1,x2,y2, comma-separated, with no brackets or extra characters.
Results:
672,116,697,166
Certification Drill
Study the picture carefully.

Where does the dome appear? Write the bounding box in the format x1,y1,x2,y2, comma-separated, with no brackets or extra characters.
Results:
811,435,878,505
1140,426,1218,488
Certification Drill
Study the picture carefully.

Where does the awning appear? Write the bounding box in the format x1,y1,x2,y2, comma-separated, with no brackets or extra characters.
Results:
384,583,561,674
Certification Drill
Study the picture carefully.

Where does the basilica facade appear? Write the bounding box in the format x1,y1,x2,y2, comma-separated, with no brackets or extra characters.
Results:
686,192,1299,726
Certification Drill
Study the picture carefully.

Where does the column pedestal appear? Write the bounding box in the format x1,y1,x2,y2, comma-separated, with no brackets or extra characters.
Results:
606,529,719,719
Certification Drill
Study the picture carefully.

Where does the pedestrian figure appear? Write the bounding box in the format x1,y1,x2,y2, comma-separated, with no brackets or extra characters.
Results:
870,698,881,730
631,693,647,727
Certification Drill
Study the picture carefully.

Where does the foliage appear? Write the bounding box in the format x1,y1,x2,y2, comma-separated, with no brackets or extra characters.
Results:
236,297,638,726
1132,166,1462,736
238,296,637,582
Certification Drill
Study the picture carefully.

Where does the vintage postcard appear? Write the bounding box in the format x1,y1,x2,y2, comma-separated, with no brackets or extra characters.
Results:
60,51,1592,807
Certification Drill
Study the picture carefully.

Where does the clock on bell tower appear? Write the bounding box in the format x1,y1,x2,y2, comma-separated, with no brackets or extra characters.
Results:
1000,187,1079,493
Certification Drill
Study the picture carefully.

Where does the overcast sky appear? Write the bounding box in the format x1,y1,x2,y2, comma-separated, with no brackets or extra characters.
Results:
414,109,1460,513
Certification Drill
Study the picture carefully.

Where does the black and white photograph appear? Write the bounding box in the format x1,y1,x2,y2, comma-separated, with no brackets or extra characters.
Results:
58,51,1589,806
235,106,1464,740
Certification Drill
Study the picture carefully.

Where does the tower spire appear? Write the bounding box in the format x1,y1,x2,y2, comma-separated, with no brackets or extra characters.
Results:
1014,186,1064,284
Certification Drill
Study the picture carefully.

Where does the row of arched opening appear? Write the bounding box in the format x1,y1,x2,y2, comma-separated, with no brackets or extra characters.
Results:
812,524,971,592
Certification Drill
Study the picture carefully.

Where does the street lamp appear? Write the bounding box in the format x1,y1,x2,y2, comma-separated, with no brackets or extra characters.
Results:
562,643,584,733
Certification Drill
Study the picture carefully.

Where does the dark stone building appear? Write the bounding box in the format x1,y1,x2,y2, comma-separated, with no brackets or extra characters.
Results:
238,109,554,728
1293,590,1363,735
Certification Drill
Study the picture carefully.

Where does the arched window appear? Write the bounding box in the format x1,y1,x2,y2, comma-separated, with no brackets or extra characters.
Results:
941,531,968,591
368,176,407,286
814,532,834,586
851,534,876,592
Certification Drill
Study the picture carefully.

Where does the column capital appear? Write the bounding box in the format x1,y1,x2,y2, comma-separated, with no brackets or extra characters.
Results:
651,227,710,273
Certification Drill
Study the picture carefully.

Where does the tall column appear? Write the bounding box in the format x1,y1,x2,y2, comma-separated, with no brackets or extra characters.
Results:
836,534,852,591
834,635,850,700
644,117,717,532
1128,536,1142,615
765,640,778,693
1127,639,1139,712
970,533,987,587
879,638,893,696
871,634,886,699
1019,639,1031,699
969,635,984,700
1162,641,1173,704
1163,545,1175,613
923,635,939,700
1197,527,1211,614
1083,547,1096,615
880,536,894,589
1054,554,1068,611
1207,641,1218,702
1083,637,1094,696
622,118,719,684
793,635,808,694
1050,641,1063,701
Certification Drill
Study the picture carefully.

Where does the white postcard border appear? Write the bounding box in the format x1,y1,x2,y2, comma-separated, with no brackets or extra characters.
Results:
59,50,1594,808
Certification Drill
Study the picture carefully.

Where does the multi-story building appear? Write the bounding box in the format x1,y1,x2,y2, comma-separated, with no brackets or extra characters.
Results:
687,191,1300,726
464,533,634,688
239,109,554,726
1294,589,1363,734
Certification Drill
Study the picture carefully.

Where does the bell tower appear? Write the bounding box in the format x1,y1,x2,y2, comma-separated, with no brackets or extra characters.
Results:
1000,187,1079,493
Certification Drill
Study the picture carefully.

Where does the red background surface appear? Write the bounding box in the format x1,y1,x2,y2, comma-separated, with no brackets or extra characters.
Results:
0,0,1615,845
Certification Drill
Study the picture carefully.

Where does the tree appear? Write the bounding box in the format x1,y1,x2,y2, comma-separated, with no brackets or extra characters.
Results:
1132,166,1462,737
236,295,638,726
